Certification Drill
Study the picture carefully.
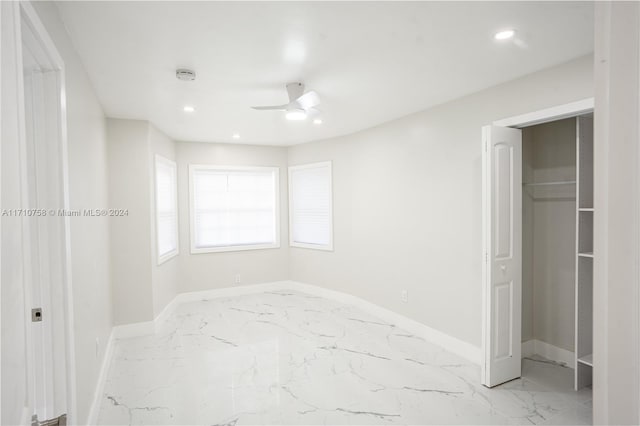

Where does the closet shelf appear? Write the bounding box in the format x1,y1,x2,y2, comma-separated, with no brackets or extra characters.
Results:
575,114,594,391
523,180,576,187
577,354,593,367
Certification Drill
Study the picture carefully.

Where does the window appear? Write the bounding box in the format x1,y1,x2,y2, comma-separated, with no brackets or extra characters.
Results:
189,165,280,253
288,161,333,250
155,155,179,263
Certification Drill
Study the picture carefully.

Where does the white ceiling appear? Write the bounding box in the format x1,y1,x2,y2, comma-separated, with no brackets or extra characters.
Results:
55,1,594,146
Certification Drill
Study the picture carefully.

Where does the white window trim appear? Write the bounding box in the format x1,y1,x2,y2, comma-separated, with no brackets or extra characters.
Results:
288,161,334,251
188,164,281,254
155,155,179,265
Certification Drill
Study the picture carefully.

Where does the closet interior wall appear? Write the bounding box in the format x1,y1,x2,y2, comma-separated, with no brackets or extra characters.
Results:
522,118,577,359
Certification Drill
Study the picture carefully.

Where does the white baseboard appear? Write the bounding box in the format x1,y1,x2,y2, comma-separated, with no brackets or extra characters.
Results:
521,339,575,368
86,328,116,425
153,281,291,332
161,280,481,364
114,280,481,364
20,406,30,426
172,281,290,305
112,320,155,339
522,339,535,358
286,281,481,364
153,295,181,332
111,282,293,339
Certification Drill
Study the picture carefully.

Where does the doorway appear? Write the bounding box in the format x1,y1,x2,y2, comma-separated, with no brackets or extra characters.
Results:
19,3,76,424
481,99,594,393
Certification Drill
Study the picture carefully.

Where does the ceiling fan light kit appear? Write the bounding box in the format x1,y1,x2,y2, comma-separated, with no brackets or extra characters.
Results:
252,82,320,122
286,108,307,121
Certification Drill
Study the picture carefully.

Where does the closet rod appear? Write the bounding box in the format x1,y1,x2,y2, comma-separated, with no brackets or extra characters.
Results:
523,180,577,187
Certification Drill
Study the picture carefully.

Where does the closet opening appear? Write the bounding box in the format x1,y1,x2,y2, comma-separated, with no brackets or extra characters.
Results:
520,114,593,395
481,99,594,401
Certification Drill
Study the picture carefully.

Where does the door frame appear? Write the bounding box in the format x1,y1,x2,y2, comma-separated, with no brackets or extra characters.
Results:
481,97,594,385
16,2,77,423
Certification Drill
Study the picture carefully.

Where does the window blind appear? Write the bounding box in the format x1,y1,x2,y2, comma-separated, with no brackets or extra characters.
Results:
155,156,178,261
289,162,332,249
191,166,278,251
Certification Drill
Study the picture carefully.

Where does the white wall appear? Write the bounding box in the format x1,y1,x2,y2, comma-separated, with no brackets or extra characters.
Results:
108,127,290,317
107,119,155,325
593,2,640,424
522,119,577,352
108,119,181,322
175,142,289,293
149,124,179,317
522,128,534,343
28,2,114,423
288,55,593,349
108,126,289,319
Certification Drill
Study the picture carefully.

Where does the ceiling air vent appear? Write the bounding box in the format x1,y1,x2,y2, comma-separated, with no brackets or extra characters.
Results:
176,68,196,81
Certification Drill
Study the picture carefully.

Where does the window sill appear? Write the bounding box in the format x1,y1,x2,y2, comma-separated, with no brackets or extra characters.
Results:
290,241,333,251
190,242,280,254
157,249,179,265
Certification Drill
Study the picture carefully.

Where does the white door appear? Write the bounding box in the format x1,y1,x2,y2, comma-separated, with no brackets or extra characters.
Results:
2,3,74,424
481,125,522,387
21,3,75,423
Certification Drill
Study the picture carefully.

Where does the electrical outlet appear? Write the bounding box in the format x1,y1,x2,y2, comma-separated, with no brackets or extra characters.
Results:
95,337,100,358
234,274,241,285
401,290,408,303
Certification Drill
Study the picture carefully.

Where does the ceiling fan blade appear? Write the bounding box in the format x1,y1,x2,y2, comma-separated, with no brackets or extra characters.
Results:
294,90,320,110
286,82,305,103
251,105,288,110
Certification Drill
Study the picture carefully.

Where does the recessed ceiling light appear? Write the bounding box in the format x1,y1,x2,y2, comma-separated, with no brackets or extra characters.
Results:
183,105,195,113
286,108,307,121
284,40,306,65
494,29,515,41
313,119,323,125
232,133,240,139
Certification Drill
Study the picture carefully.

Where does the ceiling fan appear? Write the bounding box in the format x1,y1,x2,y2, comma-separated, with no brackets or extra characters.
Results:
251,82,320,121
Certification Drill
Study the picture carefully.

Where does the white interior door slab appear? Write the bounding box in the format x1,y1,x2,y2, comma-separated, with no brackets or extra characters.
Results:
20,3,75,422
481,125,522,388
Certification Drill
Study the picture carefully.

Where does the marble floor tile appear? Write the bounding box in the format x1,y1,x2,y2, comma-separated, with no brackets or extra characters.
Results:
98,290,592,425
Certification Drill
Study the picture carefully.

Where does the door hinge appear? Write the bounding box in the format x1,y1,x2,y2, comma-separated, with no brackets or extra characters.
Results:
31,308,42,322
32,414,66,426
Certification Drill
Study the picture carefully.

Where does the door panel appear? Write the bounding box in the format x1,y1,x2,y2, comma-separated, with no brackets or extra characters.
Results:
482,125,522,387
494,144,513,259
493,281,513,360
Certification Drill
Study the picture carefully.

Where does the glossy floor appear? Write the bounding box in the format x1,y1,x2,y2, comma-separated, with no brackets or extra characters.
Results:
98,290,593,425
